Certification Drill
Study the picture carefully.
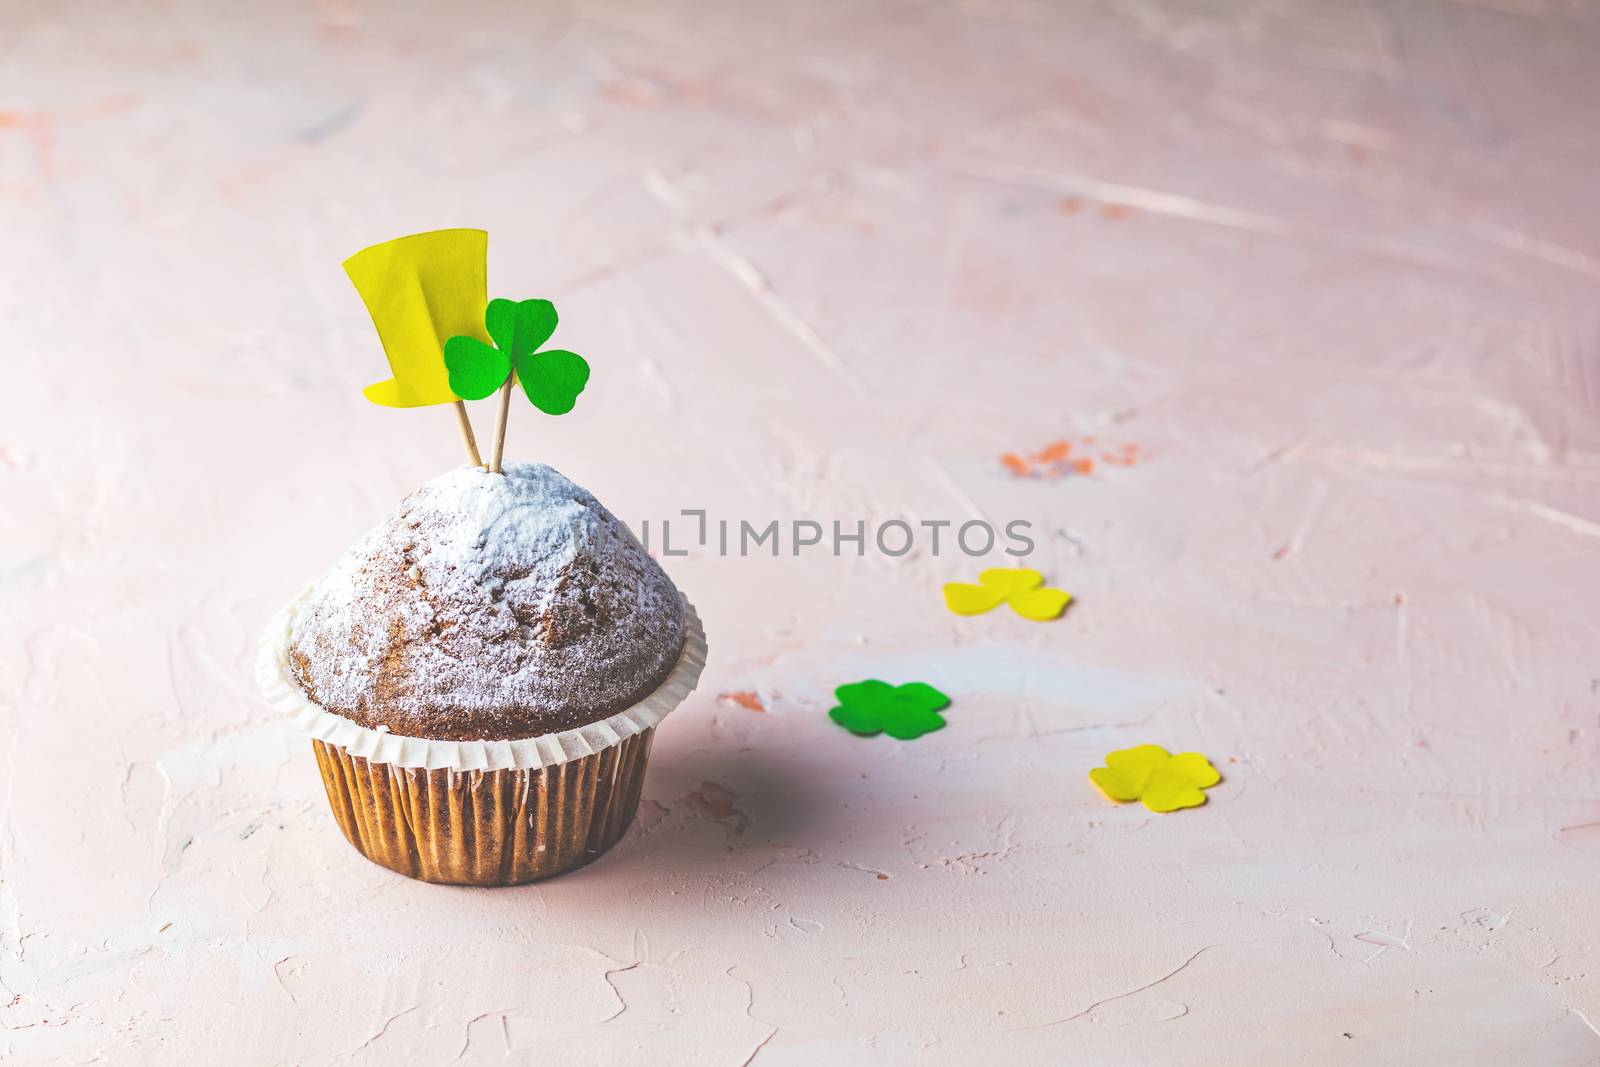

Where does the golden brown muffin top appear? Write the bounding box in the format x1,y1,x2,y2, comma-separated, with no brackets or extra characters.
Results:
288,464,684,741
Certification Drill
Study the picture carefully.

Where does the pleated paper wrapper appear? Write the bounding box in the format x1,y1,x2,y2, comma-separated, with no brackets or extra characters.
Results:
257,588,707,885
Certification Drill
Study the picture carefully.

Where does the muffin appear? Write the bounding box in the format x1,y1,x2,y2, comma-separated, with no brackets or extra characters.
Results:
258,463,706,885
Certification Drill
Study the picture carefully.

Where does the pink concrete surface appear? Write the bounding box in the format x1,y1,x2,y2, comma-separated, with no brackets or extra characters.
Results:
4,1,1600,1063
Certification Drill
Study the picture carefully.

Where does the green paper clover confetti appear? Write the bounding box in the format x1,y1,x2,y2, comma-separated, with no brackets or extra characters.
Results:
443,298,590,414
828,680,951,740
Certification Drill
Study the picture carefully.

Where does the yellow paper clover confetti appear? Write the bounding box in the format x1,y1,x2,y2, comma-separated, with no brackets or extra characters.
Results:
1089,745,1221,813
943,568,1072,621
344,228,494,408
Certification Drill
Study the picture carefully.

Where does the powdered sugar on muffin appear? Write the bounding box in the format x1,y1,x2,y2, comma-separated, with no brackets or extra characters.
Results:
288,463,685,740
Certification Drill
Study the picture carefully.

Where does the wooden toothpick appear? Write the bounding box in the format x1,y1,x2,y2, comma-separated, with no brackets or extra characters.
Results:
489,374,514,474
452,400,484,468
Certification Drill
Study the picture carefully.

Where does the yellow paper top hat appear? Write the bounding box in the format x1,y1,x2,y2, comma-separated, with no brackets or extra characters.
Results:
344,228,492,407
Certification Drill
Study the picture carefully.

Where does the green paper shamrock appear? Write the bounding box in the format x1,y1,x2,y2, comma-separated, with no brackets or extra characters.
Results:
443,298,590,415
828,680,951,740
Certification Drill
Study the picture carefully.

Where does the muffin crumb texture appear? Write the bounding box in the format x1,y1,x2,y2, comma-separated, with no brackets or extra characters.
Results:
288,464,685,741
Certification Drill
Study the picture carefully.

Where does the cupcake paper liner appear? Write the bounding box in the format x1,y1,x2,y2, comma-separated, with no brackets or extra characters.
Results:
257,588,706,885
310,730,655,884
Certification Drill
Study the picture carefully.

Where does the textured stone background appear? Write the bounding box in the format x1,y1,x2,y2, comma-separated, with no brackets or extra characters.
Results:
3,0,1599,1063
